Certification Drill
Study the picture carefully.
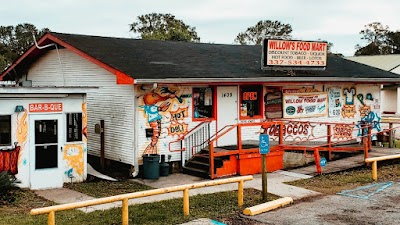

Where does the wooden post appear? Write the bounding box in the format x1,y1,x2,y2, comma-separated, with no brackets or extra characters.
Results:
122,198,129,225
48,211,55,225
279,123,283,146
363,135,369,160
100,120,105,171
389,123,394,148
327,124,332,160
372,161,378,181
261,154,267,201
183,188,189,216
238,180,244,207
368,124,372,151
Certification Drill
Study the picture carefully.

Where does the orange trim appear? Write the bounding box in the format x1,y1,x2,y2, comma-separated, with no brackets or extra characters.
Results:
0,33,134,85
115,71,134,84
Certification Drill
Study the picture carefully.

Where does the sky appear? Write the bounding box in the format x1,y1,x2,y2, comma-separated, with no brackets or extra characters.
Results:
2,0,400,56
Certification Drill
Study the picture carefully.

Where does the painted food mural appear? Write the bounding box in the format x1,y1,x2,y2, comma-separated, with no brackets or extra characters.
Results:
138,86,190,155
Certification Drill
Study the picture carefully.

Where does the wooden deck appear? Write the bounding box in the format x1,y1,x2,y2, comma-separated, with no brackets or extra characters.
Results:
289,147,400,176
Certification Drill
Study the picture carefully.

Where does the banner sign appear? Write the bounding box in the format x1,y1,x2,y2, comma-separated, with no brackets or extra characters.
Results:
328,87,342,117
262,39,327,70
283,92,328,118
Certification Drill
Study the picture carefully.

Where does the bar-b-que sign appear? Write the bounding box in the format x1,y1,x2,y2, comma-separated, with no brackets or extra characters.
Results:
283,92,328,118
29,103,63,112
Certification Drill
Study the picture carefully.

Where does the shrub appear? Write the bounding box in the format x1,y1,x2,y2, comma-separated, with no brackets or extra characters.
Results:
0,171,18,204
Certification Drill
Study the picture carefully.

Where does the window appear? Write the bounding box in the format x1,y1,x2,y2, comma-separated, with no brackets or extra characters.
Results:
264,87,283,119
193,87,214,120
0,115,11,146
66,113,82,142
240,85,263,119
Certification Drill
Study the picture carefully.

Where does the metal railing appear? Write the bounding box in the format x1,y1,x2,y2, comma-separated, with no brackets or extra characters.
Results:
30,175,253,225
169,120,211,162
365,154,400,181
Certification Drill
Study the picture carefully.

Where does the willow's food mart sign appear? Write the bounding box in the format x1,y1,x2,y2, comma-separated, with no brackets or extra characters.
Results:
262,39,328,70
283,92,328,118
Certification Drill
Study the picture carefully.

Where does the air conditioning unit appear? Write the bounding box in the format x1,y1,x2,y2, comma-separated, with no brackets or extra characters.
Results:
21,80,32,87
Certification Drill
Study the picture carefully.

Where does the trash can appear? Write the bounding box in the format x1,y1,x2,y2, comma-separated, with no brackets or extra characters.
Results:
159,155,169,176
143,154,160,179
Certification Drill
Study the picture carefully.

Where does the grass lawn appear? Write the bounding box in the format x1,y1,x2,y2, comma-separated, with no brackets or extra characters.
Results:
287,162,400,195
1,178,278,225
64,179,153,198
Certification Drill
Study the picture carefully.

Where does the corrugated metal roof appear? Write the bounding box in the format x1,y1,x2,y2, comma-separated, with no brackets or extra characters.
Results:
346,55,400,72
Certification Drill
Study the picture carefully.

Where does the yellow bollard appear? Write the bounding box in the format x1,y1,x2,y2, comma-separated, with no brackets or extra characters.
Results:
48,211,55,225
183,188,189,216
122,198,129,225
372,161,378,181
238,180,244,207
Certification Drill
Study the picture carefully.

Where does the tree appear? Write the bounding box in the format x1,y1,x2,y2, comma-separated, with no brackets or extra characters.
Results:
387,31,400,54
234,20,293,45
129,13,200,42
0,23,49,71
355,22,393,55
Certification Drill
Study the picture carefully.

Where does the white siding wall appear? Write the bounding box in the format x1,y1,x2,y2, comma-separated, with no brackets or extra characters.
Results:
381,89,397,113
26,49,136,165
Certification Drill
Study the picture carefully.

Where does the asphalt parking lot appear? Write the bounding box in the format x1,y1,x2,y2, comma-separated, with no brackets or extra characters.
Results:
245,181,400,225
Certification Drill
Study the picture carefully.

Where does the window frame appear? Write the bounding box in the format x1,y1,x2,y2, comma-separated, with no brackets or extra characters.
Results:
192,86,216,121
0,115,12,147
239,85,264,120
66,112,83,143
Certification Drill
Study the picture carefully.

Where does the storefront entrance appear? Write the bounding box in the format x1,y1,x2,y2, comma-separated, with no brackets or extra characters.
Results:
29,114,63,190
217,86,238,146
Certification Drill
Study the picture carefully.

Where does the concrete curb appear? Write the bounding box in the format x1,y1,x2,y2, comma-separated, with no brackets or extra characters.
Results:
243,197,293,216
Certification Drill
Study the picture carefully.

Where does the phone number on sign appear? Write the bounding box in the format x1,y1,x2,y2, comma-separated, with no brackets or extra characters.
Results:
267,60,326,66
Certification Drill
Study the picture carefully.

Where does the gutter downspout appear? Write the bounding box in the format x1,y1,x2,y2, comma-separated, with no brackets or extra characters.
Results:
131,91,140,178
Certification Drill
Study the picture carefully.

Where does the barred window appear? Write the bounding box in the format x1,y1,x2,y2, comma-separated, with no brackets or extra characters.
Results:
66,113,82,142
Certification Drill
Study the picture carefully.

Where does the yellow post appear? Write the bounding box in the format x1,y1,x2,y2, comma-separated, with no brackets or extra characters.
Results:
372,161,378,181
48,211,55,225
122,198,129,225
238,180,244,207
183,188,189,216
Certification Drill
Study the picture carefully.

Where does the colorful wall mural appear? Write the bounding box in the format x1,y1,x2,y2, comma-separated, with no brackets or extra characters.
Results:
333,124,354,140
138,86,190,155
341,87,357,118
63,144,85,178
16,110,28,167
261,121,315,141
82,102,88,145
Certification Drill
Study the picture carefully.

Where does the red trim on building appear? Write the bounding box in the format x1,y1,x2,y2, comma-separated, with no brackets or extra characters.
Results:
0,33,134,85
115,71,134,84
239,85,264,120
192,86,217,122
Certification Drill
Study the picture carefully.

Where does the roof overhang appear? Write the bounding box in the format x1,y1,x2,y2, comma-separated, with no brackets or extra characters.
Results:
0,86,98,96
134,77,400,85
